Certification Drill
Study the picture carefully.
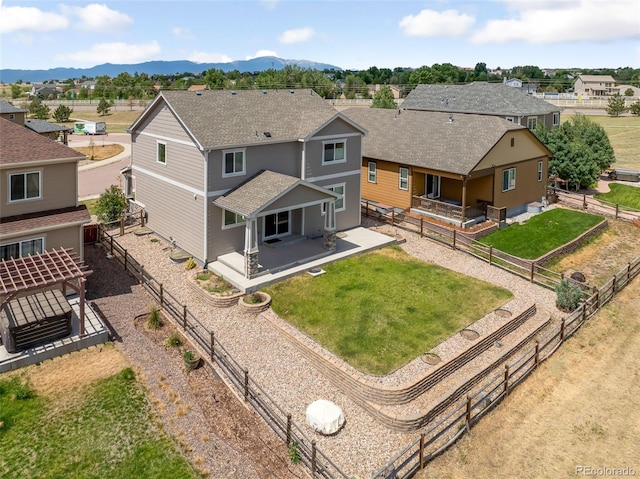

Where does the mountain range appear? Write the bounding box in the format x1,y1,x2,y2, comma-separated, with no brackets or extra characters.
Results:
0,56,342,84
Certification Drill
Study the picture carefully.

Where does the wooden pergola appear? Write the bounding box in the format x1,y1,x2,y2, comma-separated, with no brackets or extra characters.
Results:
0,248,93,336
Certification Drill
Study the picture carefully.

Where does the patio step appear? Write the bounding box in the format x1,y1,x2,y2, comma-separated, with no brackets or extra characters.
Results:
262,303,551,433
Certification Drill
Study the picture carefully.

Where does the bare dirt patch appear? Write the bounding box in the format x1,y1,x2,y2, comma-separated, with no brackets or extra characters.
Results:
416,272,640,479
546,218,640,286
74,143,124,162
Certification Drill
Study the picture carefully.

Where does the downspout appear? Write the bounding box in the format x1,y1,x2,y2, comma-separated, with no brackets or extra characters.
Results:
203,149,209,268
300,139,307,180
461,176,468,226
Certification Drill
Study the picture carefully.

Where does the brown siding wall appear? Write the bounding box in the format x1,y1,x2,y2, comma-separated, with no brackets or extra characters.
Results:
361,159,413,209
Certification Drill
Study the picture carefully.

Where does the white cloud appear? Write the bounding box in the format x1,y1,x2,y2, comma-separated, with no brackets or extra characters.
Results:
188,51,233,64
246,50,279,60
0,6,68,33
473,0,640,44
172,27,196,40
59,3,133,32
55,41,160,65
399,9,476,37
278,27,316,44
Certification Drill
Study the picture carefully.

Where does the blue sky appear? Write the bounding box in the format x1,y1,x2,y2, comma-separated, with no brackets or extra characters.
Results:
1,0,639,72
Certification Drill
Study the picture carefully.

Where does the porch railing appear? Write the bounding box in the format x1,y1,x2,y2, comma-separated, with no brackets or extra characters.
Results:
411,196,485,221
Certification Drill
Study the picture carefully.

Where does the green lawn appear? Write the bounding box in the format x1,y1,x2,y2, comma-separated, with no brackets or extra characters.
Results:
264,246,512,375
479,208,605,259
80,198,99,215
0,369,199,479
595,183,640,210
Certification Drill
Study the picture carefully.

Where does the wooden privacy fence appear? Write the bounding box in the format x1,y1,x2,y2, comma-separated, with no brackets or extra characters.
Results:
97,225,349,479
372,253,640,479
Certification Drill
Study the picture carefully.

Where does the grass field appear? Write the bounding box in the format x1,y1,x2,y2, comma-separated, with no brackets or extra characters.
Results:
416,274,640,479
562,114,640,170
65,110,143,134
73,143,124,161
0,345,198,479
479,208,605,259
264,246,512,375
595,183,640,210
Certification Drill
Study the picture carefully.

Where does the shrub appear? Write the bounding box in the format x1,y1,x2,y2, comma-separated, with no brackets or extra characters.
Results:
119,367,136,381
183,350,195,362
243,293,263,304
555,279,582,312
185,257,196,270
96,185,128,223
146,306,163,329
163,333,182,348
288,439,301,464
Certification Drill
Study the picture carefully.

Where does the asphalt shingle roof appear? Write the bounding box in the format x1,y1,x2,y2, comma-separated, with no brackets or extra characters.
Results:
148,89,346,149
0,117,85,166
25,119,71,134
401,82,559,117
0,100,27,114
342,107,525,176
0,206,91,235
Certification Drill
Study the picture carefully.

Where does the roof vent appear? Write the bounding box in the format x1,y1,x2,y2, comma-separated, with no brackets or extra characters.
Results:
264,131,271,138
262,90,267,94
448,114,454,123
195,91,202,96
231,90,236,95
289,89,295,94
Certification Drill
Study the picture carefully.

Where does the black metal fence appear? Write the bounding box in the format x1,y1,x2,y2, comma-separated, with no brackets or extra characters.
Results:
97,225,349,479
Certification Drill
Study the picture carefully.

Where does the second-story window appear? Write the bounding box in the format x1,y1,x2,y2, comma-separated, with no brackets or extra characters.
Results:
157,141,166,165
223,149,245,177
323,140,346,164
9,171,41,202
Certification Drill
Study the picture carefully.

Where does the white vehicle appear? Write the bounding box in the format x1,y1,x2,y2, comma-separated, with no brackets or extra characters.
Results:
72,120,107,135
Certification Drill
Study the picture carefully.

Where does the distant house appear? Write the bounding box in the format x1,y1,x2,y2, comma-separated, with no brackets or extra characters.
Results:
503,77,537,95
342,107,552,226
402,82,561,130
573,75,617,96
0,100,27,125
24,119,72,145
368,84,403,99
0,118,91,261
187,84,210,92
127,89,367,280
29,84,60,99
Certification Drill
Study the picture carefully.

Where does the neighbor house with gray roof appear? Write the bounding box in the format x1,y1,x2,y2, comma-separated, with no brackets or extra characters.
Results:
0,118,91,262
342,107,552,226
127,89,367,281
401,82,561,131
0,100,27,126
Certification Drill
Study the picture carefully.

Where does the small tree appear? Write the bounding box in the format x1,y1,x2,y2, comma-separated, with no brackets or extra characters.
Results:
52,104,73,122
629,100,640,116
96,97,112,116
11,84,22,99
555,279,582,312
624,88,634,97
606,93,627,117
96,185,128,223
28,97,51,119
371,86,397,109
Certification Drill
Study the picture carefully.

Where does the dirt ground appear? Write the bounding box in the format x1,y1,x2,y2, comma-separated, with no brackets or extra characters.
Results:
416,230,640,478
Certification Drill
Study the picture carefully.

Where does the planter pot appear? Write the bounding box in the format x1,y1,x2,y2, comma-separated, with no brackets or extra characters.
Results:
238,292,271,313
184,356,201,371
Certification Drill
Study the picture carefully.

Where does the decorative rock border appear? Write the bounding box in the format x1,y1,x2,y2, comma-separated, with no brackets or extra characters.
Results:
187,273,243,308
460,329,480,341
238,292,271,313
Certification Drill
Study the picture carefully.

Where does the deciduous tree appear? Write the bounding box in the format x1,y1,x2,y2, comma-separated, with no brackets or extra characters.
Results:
371,86,397,109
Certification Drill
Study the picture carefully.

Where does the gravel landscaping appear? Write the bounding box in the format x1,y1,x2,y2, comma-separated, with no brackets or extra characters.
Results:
86,220,562,477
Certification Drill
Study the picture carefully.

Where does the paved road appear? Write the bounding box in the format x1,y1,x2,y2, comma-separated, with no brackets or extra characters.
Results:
73,133,131,200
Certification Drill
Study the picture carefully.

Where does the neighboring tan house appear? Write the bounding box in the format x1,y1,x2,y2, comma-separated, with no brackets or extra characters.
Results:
402,82,561,131
342,108,552,226
0,118,91,261
0,100,27,125
187,84,210,92
127,89,366,279
573,75,617,96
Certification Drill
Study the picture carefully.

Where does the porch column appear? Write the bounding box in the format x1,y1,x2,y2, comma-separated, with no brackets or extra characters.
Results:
323,200,337,251
461,177,468,226
244,218,259,279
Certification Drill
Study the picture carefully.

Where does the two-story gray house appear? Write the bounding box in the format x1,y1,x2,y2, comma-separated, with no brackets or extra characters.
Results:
402,82,561,131
127,89,366,279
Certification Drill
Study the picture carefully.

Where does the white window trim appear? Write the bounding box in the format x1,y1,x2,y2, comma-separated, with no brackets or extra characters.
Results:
263,210,291,240
8,170,42,203
221,209,246,230
322,139,347,165
399,167,409,191
538,160,544,182
553,112,560,126
527,117,538,130
0,236,45,260
502,167,516,192
156,141,167,165
8,114,15,120
367,161,377,183
321,183,346,214
222,148,246,178
505,116,515,123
